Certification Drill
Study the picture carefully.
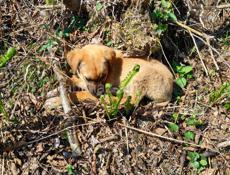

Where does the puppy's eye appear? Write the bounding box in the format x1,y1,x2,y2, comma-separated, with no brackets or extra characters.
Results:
85,77,93,82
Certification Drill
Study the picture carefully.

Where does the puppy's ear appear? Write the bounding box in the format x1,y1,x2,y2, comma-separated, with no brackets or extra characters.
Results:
66,49,82,74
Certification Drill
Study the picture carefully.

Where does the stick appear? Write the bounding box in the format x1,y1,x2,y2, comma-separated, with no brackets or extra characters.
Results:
54,65,82,156
158,41,176,77
175,21,220,72
189,32,209,76
118,123,220,154
36,4,65,9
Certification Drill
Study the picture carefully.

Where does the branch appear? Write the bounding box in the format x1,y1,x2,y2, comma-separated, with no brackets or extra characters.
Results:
53,66,82,156
118,123,220,154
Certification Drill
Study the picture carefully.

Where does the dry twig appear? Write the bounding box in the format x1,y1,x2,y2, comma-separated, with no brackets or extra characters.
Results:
189,31,209,76
175,21,220,73
118,123,220,154
53,65,82,156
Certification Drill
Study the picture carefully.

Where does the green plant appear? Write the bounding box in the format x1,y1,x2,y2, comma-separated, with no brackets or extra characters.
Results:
38,38,58,52
45,0,57,5
174,64,193,89
186,115,203,127
100,64,140,118
0,47,17,68
56,15,86,38
184,131,195,141
96,1,103,11
151,0,177,35
187,151,208,171
167,123,179,132
66,164,76,175
209,82,230,109
219,32,230,46
0,99,9,120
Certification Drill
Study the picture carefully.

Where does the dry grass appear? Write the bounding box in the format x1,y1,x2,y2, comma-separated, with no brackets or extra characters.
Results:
0,0,229,174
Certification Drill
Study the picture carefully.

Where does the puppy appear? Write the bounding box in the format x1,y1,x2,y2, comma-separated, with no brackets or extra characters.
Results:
66,44,173,106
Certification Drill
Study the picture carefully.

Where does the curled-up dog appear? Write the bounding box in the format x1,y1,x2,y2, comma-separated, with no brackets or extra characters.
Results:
66,44,173,106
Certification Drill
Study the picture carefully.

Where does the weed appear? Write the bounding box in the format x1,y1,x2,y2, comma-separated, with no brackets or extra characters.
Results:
151,0,177,35
38,38,58,53
100,64,140,118
66,164,76,175
187,151,208,171
56,15,86,38
184,131,195,141
174,64,193,89
185,115,203,127
209,82,230,109
167,122,179,132
0,47,17,68
219,31,230,46
0,98,9,120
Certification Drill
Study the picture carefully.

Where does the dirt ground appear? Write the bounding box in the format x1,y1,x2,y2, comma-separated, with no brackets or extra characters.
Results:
0,0,229,174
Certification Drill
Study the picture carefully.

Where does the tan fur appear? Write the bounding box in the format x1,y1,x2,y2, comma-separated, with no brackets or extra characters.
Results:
66,44,174,105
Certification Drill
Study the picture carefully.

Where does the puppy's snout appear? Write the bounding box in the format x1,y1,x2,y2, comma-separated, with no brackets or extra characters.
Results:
87,83,97,96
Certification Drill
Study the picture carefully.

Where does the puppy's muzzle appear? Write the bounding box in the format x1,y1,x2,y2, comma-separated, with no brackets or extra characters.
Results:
87,83,105,97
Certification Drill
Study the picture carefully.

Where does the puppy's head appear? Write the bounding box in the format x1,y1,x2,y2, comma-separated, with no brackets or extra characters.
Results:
66,44,116,96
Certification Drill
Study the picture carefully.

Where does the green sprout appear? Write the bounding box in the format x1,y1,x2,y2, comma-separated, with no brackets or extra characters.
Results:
100,64,140,118
0,47,17,68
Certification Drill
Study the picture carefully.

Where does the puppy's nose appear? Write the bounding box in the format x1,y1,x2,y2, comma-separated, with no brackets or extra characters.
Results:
87,84,97,96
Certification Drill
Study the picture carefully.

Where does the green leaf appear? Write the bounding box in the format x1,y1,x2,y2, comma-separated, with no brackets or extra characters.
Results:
224,103,230,110
190,161,200,169
176,66,193,75
200,159,208,166
176,77,187,88
168,123,179,132
96,2,103,11
152,9,164,20
171,113,179,122
186,116,203,127
161,0,171,9
38,39,58,52
0,47,17,68
66,164,76,175
209,82,230,102
184,131,195,141
168,12,177,22
187,151,200,161
45,0,56,5
156,23,168,35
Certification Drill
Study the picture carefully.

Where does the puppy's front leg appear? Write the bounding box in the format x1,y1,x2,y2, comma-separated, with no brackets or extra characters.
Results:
70,75,87,90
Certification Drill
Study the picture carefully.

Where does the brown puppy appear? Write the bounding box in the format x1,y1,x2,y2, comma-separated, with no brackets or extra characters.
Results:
66,44,173,105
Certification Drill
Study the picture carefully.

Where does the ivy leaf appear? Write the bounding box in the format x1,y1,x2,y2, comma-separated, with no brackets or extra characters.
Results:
168,123,179,132
176,77,187,88
184,131,195,141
